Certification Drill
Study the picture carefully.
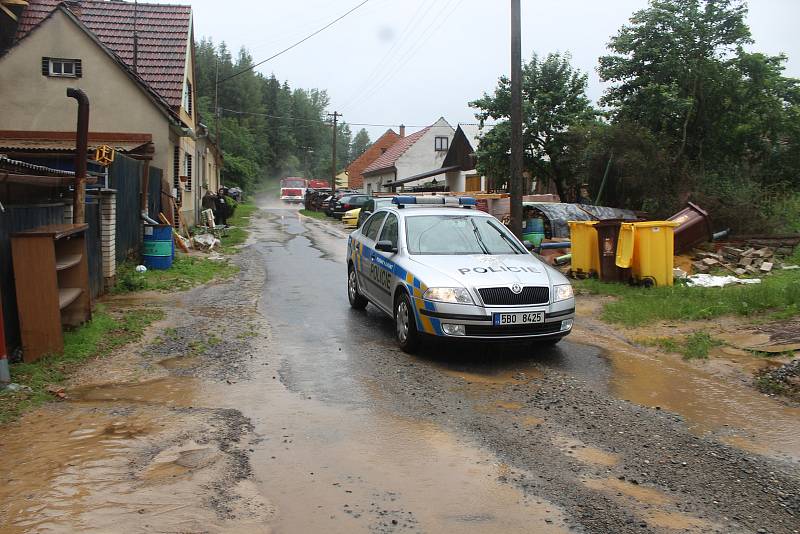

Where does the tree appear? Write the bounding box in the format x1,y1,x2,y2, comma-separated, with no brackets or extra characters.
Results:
471,52,598,201
598,0,800,183
350,128,371,160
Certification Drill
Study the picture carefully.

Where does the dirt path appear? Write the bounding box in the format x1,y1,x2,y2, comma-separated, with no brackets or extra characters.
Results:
1,198,798,534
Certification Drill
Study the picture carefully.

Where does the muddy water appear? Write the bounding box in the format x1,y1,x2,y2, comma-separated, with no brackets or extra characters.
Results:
571,329,800,462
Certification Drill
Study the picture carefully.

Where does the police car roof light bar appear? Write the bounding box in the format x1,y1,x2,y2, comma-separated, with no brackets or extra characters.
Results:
391,196,476,208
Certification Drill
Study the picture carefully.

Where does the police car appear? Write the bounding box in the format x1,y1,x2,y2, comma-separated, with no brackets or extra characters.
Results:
346,196,575,352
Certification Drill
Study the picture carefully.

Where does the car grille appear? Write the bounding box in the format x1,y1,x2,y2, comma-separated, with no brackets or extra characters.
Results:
464,322,562,337
478,286,549,306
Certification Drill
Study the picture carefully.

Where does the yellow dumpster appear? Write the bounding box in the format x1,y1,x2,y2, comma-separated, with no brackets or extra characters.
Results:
625,221,680,287
568,221,599,277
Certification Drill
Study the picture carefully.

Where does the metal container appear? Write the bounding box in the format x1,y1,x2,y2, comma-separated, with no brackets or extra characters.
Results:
142,224,174,270
595,219,630,282
668,202,712,254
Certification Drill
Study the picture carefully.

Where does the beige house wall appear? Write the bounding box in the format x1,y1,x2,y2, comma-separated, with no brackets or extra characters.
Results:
0,9,200,226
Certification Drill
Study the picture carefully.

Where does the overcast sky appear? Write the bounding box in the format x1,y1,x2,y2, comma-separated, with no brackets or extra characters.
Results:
190,0,800,140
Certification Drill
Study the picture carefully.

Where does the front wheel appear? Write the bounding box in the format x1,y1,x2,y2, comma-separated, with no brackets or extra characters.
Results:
348,266,368,310
395,292,420,353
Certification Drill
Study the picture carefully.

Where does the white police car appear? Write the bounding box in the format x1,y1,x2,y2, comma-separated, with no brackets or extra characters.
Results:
347,196,575,352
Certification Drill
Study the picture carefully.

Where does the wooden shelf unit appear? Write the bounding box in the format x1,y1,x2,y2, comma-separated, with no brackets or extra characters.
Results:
11,224,92,362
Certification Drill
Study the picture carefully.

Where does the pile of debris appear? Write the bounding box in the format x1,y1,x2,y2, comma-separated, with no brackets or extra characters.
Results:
692,246,797,276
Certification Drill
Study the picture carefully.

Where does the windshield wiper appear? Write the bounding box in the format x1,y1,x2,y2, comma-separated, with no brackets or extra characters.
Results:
470,219,490,254
490,222,523,254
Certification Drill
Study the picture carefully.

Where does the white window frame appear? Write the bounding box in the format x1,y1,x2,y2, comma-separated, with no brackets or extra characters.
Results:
434,136,449,152
48,58,79,78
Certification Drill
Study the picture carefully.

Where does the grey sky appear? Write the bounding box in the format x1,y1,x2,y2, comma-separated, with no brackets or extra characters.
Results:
190,0,800,139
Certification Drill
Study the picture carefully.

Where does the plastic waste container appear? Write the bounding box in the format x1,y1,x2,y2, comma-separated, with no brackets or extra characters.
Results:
595,219,630,282
522,217,546,247
143,224,174,270
668,202,712,254
568,221,599,277
616,221,679,287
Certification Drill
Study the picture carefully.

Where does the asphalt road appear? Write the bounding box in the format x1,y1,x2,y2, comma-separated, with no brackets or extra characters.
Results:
240,203,799,534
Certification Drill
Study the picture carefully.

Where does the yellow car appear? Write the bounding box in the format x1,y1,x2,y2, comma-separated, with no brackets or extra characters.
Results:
342,208,361,228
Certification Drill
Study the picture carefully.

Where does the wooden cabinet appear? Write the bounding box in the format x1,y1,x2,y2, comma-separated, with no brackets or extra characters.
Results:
11,224,92,362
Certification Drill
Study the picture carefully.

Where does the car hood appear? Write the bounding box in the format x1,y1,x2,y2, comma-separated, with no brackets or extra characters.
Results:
408,254,558,288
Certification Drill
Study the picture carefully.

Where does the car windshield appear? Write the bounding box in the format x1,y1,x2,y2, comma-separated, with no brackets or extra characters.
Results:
405,215,525,255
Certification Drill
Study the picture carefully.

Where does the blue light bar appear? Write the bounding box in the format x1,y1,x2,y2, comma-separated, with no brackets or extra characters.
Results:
391,196,477,207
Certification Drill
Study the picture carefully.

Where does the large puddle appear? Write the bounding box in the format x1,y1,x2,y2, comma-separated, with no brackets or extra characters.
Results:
571,329,800,462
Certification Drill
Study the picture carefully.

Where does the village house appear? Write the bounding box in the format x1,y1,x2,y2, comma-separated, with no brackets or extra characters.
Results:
345,128,400,191
0,0,220,226
442,123,495,193
361,118,454,193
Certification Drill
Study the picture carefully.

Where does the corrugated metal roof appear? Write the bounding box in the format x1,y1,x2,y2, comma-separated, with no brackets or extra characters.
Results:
16,0,191,109
0,138,149,153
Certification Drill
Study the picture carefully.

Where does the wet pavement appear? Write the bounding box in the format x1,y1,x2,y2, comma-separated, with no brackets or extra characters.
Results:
1,198,799,533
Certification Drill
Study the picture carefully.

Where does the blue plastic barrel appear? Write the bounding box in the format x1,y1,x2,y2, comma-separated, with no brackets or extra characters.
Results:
142,224,174,270
522,217,545,247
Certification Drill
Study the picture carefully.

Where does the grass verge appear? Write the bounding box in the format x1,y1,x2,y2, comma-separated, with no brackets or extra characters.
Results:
113,256,238,293
639,331,722,360
0,306,164,424
299,209,328,220
575,266,800,327
220,200,258,250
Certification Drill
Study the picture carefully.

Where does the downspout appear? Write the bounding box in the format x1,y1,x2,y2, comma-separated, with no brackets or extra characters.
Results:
0,292,9,384
67,88,89,224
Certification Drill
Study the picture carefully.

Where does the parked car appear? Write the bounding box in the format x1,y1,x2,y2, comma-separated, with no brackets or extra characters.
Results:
332,194,370,219
357,197,395,228
324,189,356,217
346,196,575,352
342,208,361,228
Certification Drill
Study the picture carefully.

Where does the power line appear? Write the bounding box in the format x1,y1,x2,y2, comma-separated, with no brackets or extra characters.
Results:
219,107,494,129
216,0,372,85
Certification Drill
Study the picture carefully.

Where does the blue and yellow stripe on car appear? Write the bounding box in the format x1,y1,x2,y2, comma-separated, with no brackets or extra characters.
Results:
358,244,442,336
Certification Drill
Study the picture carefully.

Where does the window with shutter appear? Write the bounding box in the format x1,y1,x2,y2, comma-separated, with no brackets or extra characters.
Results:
184,154,193,191
42,57,82,78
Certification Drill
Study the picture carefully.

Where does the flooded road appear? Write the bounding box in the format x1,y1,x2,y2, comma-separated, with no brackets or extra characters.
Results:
1,198,799,533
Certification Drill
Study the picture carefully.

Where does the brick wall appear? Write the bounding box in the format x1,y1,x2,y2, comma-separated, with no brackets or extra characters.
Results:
346,129,400,191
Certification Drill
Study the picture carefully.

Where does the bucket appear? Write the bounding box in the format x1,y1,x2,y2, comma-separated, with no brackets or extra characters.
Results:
668,202,712,254
522,217,545,247
143,224,174,270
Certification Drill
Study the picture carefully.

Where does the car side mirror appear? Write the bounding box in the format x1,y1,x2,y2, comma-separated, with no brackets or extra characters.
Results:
523,241,535,251
375,240,397,253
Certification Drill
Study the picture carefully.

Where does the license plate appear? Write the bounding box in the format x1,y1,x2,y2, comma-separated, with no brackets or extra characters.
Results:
493,311,544,326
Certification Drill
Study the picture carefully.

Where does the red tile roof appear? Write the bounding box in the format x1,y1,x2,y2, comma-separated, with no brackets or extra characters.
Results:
16,0,192,109
362,127,429,175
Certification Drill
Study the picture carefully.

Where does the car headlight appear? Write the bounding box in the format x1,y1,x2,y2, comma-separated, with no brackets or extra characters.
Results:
423,287,474,304
553,284,574,302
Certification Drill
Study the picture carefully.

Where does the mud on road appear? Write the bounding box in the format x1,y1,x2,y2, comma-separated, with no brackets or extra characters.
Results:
1,199,799,534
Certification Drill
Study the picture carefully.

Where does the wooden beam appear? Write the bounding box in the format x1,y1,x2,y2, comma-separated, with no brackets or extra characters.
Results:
0,3,17,21
0,172,97,187
2,1,30,6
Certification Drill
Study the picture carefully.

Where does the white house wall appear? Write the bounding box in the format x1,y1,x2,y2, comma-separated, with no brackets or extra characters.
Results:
394,118,454,190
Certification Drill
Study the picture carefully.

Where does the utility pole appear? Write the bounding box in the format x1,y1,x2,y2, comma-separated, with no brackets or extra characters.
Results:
509,0,523,239
328,111,341,194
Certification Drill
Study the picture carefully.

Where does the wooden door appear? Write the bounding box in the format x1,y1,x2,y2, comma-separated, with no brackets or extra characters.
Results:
465,176,481,192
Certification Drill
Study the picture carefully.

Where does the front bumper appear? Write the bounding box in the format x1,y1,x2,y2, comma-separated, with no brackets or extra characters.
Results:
414,298,575,340
281,196,304,202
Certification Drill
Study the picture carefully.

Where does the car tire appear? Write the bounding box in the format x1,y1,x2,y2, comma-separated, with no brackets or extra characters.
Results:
348,265,368,310
394,291,420,353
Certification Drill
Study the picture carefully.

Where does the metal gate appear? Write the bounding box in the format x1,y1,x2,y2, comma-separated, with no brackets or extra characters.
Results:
84,196,103,299
108,154,143,264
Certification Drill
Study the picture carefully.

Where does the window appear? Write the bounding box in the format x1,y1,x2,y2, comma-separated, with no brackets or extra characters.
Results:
183,80,193,115
362,212,387,242
184,153,193,191
173,146,181,189
435,136,449,151
405,215,525,255
379,214,398,249
42,57,82,78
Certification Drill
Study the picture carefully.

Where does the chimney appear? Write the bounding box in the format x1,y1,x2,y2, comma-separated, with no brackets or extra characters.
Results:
399,124,405,138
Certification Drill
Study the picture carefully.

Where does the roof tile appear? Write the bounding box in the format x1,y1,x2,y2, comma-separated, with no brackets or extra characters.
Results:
16,0,192,108
362,128,430,175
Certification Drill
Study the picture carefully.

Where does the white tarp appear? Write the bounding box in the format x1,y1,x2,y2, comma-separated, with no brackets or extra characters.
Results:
685,274,762,288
